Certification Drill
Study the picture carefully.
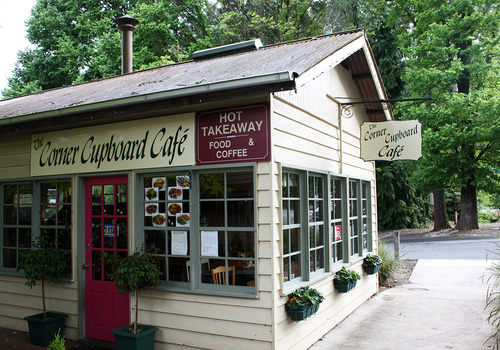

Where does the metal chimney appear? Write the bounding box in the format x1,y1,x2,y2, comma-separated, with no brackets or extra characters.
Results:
115,15,139,74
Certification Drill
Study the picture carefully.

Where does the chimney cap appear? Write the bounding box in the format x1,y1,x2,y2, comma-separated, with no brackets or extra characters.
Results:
115,15,139,30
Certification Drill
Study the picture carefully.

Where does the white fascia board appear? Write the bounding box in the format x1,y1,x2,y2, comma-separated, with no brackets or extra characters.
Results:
294,37,365,89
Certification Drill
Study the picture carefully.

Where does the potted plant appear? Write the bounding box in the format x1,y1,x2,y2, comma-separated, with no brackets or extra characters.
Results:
285,286,324,322
363,254,383,275
17,235,70,346
334,266,361,293
107,247,162,350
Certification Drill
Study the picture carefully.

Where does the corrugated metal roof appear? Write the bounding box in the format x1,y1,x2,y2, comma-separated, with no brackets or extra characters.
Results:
0,29,389,123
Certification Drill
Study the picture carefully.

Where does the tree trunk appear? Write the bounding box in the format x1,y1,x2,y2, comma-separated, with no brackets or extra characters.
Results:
457,181,479,231
433,190,450,231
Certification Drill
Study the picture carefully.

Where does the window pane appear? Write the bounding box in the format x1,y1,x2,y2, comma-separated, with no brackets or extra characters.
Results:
283,229,290,254
3,206,16,225
227,172,253,198
289,174,299,197
200,201,224,227
228,200,254,227
200,173,224,199
3,228,16,247
145,230,166,254
168,257,189,282
228,231,254,258
290,254,301,280
290,228,300,252
92,218,102,248
282,200,289,225
289,200,300,224
3,185,17,204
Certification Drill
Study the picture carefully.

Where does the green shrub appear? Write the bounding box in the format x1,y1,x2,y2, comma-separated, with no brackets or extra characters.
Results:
479,211,497,224
378,240,405,286
48,330,66,350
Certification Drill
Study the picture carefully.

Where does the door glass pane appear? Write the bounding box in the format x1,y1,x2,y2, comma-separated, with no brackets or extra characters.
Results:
92,218,102,248
117,184,127,215
92,186,102,215
103,185,114,216
104,218,114,249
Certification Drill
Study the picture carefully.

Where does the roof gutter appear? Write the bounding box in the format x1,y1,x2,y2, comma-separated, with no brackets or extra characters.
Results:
0,71,296,128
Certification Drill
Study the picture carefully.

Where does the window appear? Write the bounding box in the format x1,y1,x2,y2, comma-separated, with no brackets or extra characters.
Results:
143,168,256,292
331,177,346,264
40,181,72,272
1,180,72,272
282,169,327,284
282,172,301,282
2,183,32,269
349,179,371,257
349,180,359,256
308,175,325,273
199,170,255,287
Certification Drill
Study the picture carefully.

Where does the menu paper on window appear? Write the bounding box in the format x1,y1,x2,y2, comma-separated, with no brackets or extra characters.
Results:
171,231,188,256
201,231,218,256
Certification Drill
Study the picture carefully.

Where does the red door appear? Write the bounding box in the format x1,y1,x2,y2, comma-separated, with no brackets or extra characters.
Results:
85,176,129,341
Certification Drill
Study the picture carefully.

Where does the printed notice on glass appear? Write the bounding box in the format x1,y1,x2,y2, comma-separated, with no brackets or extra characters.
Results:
201,231,218,256
171,231,188,256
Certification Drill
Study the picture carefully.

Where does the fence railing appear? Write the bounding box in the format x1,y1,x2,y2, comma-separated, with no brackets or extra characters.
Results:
379,230,400,259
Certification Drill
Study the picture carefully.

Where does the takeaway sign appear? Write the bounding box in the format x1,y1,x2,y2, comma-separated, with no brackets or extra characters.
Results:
360,120,422,161
196,104,270,165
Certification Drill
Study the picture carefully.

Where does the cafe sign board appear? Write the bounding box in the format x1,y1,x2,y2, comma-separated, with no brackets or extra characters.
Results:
31,113,195,176
360,120,422,161
196,104,270,165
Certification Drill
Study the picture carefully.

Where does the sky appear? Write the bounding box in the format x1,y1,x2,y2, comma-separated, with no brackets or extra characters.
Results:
0,0,37,94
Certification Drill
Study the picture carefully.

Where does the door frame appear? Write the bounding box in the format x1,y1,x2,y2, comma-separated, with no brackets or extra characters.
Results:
77,174,131,340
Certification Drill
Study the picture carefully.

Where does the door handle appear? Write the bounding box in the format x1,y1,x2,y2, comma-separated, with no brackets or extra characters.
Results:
82,263,90,270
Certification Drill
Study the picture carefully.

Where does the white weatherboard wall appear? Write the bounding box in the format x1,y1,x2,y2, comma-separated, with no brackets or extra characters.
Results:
0,134,80,340
271,63,379,350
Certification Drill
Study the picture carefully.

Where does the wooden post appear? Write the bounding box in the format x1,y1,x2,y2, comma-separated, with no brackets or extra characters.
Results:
394,230,400,260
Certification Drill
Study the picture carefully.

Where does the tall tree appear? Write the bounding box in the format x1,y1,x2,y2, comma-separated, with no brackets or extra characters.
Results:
393,0,500,230
2,0,211,99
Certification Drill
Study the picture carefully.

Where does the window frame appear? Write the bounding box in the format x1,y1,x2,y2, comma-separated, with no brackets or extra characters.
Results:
136,165,258,297
348,178,373,259
330,175,348,267
281,167,329,290
1,178,73,276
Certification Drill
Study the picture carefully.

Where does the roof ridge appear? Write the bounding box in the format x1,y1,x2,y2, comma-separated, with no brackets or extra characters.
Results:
261,28,364,49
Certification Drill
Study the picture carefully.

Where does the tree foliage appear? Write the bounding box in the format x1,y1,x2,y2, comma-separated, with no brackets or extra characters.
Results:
391,0,500,230
376,161,431,230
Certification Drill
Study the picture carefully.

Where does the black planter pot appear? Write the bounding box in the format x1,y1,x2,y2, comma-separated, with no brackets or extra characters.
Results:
334,279,357,293
111,324,158,350
24,312,67,347
363,264,381,275
285,304,320,322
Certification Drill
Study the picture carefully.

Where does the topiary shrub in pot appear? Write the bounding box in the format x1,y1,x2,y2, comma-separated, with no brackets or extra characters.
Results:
285,286,324,322
363,254,383,275
18,235,70,346
107,247,162,350
334,266,361,293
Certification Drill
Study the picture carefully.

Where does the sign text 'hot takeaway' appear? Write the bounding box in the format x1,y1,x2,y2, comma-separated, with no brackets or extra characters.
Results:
196,104,271,165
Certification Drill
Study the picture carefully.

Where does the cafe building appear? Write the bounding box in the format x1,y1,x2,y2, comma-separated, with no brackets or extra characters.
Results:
0,28,392,349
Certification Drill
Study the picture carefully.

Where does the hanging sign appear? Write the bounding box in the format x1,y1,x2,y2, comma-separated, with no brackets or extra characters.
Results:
360,120,422,161
31,113,195,176
196,104,270,165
